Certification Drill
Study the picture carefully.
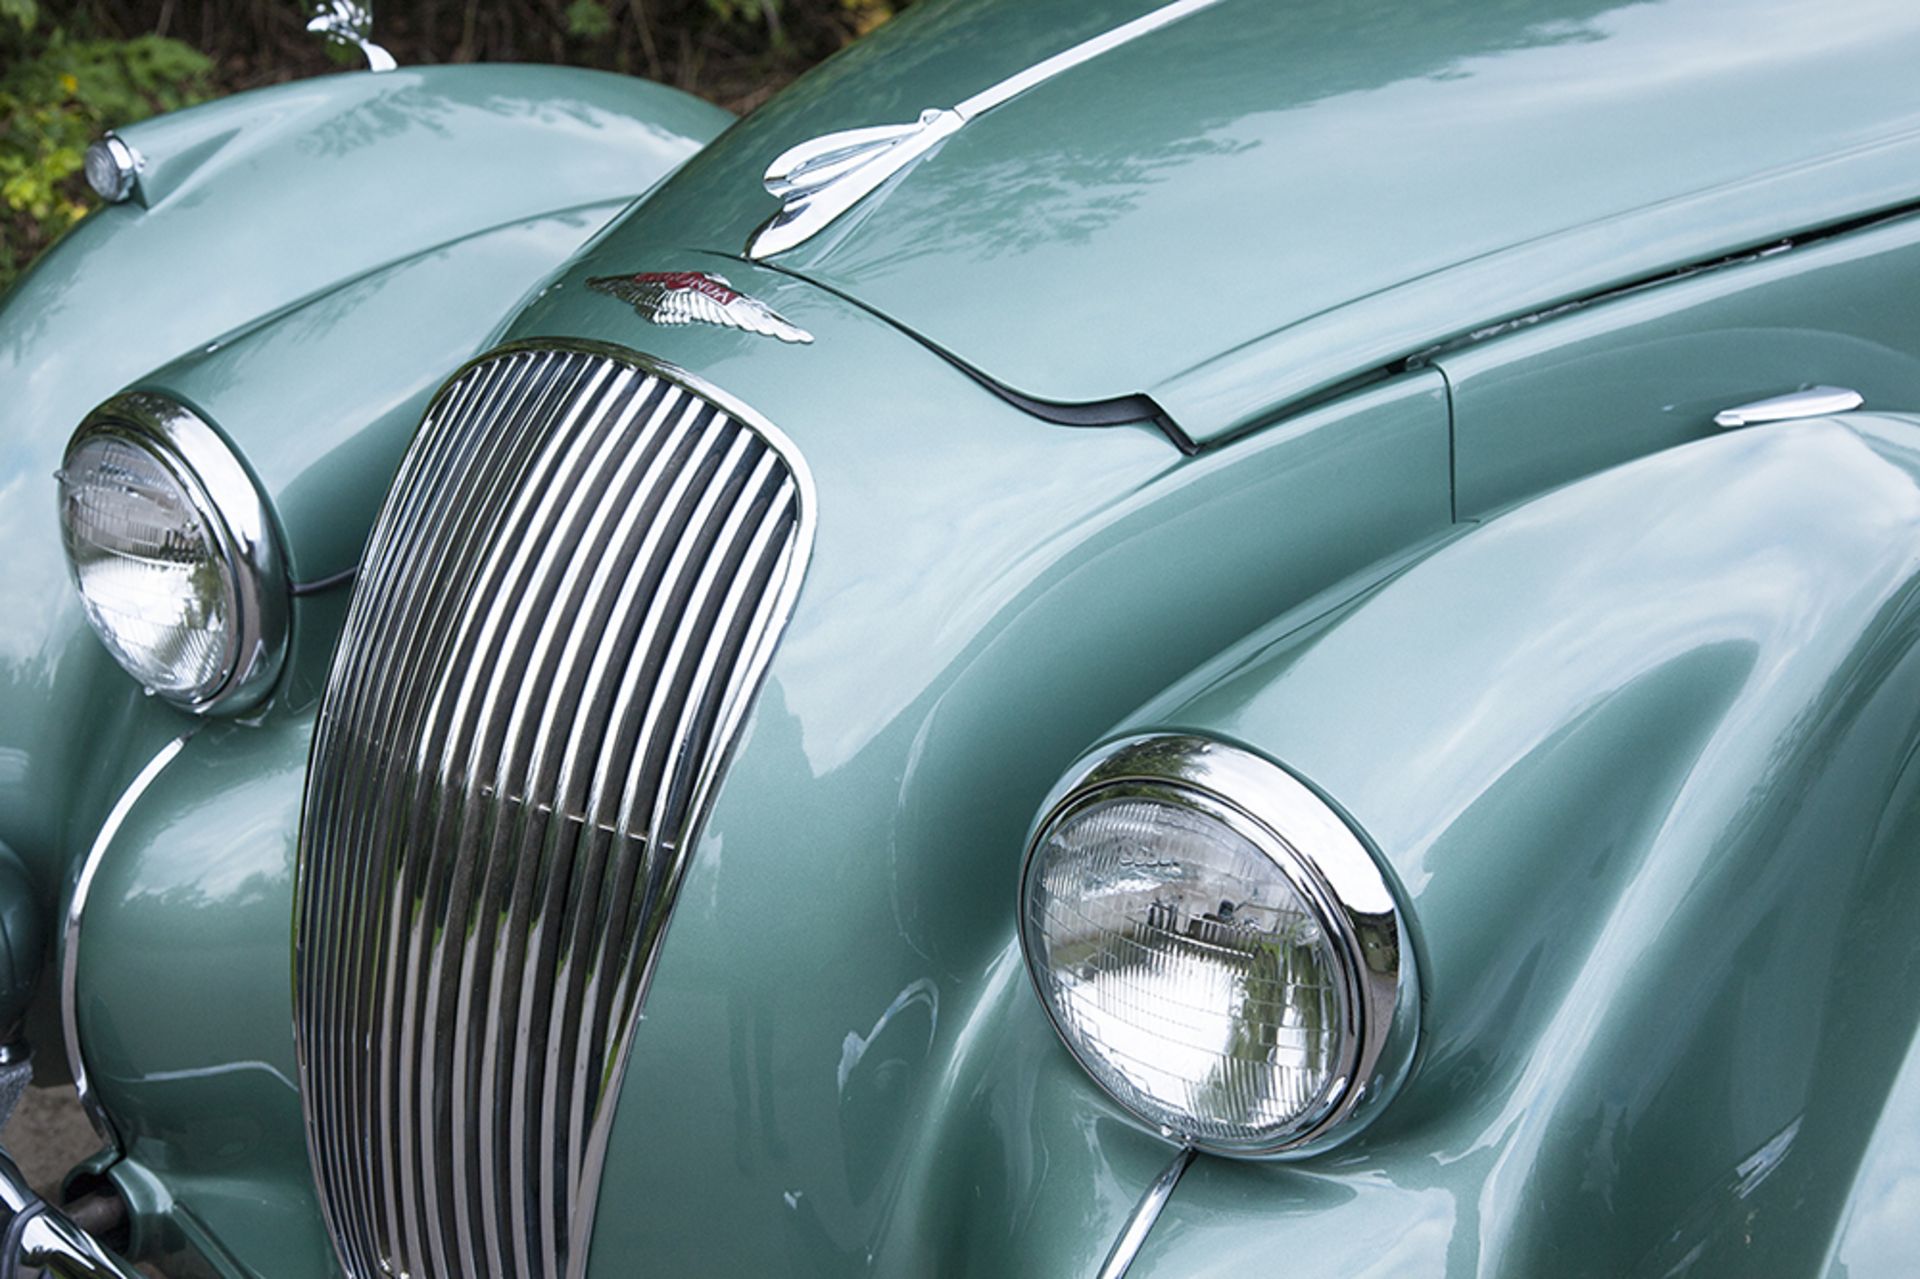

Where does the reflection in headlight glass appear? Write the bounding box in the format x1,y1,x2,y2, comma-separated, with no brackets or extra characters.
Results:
1024,795,1344,1146
60,434,235,701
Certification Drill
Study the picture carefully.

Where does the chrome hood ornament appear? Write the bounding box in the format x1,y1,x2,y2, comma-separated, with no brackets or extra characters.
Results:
306,0,397,73
587,271,815,344
749,0,1226,259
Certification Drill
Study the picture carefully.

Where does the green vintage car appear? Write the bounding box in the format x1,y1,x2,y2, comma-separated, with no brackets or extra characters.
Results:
4,0,1920,1273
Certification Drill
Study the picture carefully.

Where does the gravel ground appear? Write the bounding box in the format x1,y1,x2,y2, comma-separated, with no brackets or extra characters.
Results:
6,1084,106,1198
5,1086,170,1274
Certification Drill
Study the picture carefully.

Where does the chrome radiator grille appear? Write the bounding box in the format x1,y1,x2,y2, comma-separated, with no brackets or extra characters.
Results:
294,343,812,1279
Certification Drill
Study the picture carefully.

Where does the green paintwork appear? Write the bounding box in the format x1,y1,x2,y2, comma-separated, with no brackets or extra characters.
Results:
0,63,724,885
78,713,329,1276
1821,1012,1920,1277
615,0,1920,442
143,199,639,584
7,1,1920,1275
1122,411,1920,1276
520,262,1450,1277
0,843,43,1040
0,56,725,1270
1445,211,1920,518
73,252,1451,1275
69,585,358,1277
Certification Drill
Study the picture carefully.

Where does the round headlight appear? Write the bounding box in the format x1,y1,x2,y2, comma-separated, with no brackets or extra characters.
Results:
83,134,140,203
1020,734,1417,1157
58,393,288,713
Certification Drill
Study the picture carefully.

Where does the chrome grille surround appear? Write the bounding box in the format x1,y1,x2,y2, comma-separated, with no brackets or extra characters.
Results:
294,341,814,1279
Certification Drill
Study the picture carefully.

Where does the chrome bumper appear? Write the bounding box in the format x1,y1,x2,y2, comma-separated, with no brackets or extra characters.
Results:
0,1145,140,1279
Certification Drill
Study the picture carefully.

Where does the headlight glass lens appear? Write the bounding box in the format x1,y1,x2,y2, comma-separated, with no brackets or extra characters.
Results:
1023,793,1347,1149
60,432,237,702
58,394,287,714
83,135,138,202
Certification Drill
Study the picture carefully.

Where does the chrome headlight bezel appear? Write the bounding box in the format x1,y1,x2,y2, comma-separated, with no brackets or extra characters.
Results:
1018,732,1419,1159
82,133,140,204
59,392,289,714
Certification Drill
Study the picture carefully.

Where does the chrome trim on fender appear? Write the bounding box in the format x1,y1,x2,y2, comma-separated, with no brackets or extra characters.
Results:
1096,1146,1194,1279
64,393,291,715
749,0,1227,258
1021,733,1420,1159
1713,385,1863,428
63,732,194,1148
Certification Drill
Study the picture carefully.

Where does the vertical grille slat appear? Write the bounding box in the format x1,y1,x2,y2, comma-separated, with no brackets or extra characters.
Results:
338,351,586,1272
368,354,598,1274
301,354,529,1263
332,354,553,1272
296,344,813,1279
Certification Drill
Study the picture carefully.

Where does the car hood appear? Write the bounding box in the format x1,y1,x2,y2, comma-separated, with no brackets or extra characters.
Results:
617,0,1920,444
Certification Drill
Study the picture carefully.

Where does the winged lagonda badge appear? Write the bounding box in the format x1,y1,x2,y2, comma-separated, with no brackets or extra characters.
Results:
585,271,814,345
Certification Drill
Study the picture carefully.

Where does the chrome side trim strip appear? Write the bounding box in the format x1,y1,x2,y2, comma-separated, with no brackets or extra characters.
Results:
748,0,1227,258
1096,1147,1195,1279
63,731,194,1148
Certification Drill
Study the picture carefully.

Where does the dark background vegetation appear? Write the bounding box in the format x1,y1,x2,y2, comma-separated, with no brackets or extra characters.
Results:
0,0,890,287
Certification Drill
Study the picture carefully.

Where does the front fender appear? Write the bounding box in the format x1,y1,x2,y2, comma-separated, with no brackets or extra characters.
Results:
0,64,729,885
1121,412,1920,1276
4,63,727,464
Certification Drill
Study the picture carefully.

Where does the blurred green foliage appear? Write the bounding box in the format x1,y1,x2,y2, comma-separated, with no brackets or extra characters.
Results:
0,0,892,290
1,8,213,289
